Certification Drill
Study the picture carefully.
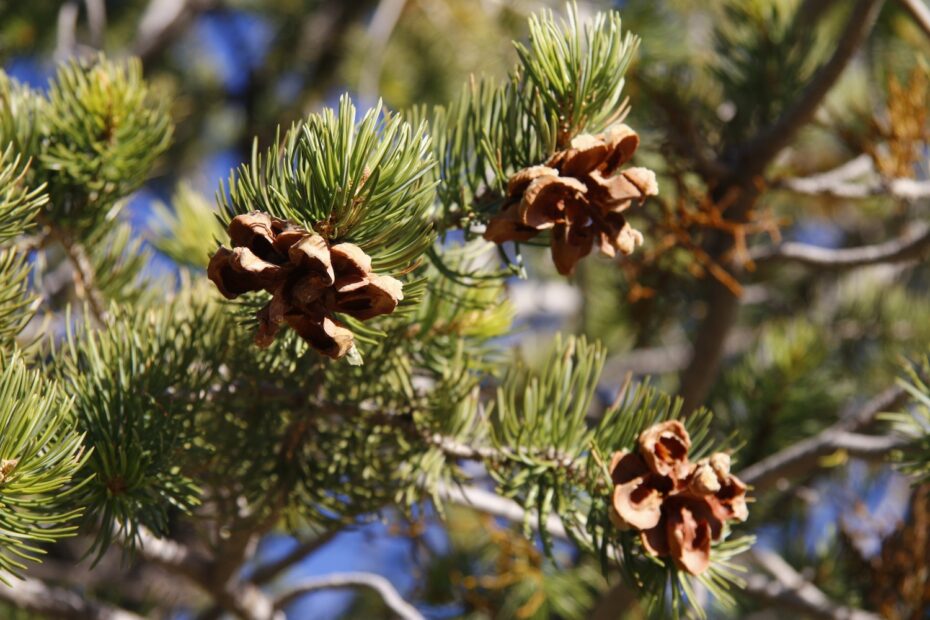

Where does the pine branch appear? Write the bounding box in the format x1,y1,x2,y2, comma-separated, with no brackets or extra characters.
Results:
250,531,340,586
46,224,109,322
898,0,930,39
436,483,568,539
136,528,276,620
735,0,885,175
135,528,210,583
751,223,930,269
777,154,930,199
0,572,144,620
738,386,908,492
134,0,219,63
744,549,881,620
273,572,424,620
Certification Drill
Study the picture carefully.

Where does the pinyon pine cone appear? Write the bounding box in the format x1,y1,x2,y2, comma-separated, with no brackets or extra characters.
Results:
207,212,403,359
608,421,748,576
484,124,657,275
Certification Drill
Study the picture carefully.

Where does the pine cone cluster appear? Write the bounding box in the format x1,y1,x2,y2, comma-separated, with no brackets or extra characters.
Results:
608,421,748,575
208,212,403,359
484,124,658,275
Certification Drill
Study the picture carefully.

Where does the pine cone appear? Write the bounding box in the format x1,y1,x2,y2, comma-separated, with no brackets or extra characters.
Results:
608,421,748,576
208,212,403,359
484,124,657,275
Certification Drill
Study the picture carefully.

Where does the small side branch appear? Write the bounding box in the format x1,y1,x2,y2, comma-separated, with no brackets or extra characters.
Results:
0,572,145,620
45,225,108,322
898,0,930,39
751,222,930,269
273,572,424,620
136,528,275,620
744,549,881,620
436,483,568,539
739,386,908,491
737,0,885,174
250,531,339,585
778,167,930,200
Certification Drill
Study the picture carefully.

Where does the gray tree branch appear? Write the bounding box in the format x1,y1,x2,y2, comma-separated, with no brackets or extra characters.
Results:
751,222,930,268
737,0,886,175
273,572,424,620
738,386,909,491
898,0,930,39
745,549,881,620
0,572,144,620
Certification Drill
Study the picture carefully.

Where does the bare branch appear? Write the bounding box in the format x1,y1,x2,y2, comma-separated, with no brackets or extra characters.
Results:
678,276,743,413
136,528,276,620
751,222,930,269
135,527,211,582
898,0,930,39
436,483,568,538
358,0,408,104
0,572,145,620
273,572,424,620
737,0,886,175
134,0,219,63
739,386,909,491
744,549,881,620
250,531,339,585
778,159,930,199
45,225,109,322
84,0,107,49
56,2,80,61
602,328,757,380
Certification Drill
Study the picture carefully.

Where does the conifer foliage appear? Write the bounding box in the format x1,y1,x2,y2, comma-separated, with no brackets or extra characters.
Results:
1,1,929,619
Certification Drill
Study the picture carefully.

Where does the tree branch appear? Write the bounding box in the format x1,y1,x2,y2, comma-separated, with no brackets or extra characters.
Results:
45,224,108,322
778,159,930,199
751,222,930,269
0,572,145,620
136,528,275,620
250,531,339,586
436,483,568,538
273,572,424,620
134,0,219,63
744,549,881,620
736,0,886,175
898,0,930,39
738,385,909,491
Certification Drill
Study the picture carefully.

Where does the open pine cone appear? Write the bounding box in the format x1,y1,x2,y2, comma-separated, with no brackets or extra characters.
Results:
208,212,403,359
608,421,748,575
484,124,657,275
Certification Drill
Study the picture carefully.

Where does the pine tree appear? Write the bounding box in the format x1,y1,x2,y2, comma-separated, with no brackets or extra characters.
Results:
1,1,930,619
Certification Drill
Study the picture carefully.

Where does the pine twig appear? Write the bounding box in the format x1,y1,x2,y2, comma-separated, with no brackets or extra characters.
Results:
738,386,909,492
0,572,145,620
273,572,424,620
751,223,930,268
250,531,340,586
745,549,881,620
736,0,886,175
435,483,569,538
46,225,109,322
777,153,930,199
898,0,930,40
134,0,219,63
136,528,276,620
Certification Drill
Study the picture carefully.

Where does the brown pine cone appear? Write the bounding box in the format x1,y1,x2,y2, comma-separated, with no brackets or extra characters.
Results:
208,212,403,359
